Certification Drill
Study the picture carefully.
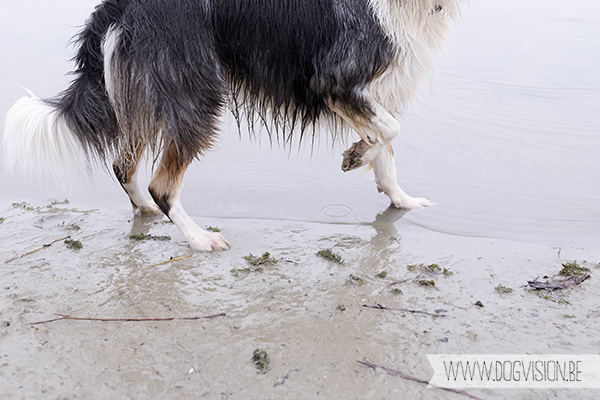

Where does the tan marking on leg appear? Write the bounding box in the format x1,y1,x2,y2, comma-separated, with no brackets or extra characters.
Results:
148,142,229,252
114,136,160,216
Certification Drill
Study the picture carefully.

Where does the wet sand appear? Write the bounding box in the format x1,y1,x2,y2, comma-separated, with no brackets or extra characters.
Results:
1,1,599,399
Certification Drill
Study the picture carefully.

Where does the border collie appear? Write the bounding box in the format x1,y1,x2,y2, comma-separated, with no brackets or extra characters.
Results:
3,0,463,251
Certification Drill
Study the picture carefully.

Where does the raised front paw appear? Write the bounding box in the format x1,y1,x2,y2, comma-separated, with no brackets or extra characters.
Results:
341,140,372,172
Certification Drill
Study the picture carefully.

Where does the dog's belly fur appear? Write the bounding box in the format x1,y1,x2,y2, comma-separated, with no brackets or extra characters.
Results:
212,0,394,130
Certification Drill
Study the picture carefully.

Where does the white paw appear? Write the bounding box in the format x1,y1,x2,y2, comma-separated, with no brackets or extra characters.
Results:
392,196,432,210
189,231,230,252
134,201,162,216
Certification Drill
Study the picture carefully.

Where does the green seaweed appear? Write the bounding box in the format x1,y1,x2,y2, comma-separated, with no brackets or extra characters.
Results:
48,199,70,208
231,252,278,276
416,279,436,287
316,249,344,264
244,252,278,267
376,271,388,279
495,284,513,294
252,349,270,374
58,221,81,231
391,288,403,295
0,217,5,223
336,304,347,312
12,202,36,211
64,239,83,250
346,274,365,286
559,262,590,276
407,263,452,276
129,233,171,241
207,226,221,232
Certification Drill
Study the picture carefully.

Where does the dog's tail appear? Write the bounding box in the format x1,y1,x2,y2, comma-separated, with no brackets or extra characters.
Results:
2,0,127,180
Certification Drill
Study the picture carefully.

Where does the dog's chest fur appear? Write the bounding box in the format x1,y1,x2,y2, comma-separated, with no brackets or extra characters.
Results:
366,0,463,112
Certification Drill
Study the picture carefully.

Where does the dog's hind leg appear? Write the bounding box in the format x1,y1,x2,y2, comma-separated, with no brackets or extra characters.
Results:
148,141,229,252
113,141,161,216
372,144,431,209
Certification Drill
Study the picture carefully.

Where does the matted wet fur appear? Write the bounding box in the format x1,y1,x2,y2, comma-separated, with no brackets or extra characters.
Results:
3,0,464,251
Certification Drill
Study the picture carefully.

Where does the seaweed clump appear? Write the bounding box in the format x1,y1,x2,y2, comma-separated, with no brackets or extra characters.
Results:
316,249,344,264
129,233,171,241
416,279,436,287
376,271,388,279
495,284,513,294
559,262,590,276
12,202,36,211
65,239,83,250
252,349,270,374
231,252,278,276
407,263,452,276
346,274,365,286
244,252,278,267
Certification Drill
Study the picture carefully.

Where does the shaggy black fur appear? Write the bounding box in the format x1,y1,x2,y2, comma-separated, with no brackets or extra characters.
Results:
47,0,127,161
48,0,394,163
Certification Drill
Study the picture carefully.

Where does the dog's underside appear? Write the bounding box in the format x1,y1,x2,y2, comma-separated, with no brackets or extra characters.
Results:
3,0,462,251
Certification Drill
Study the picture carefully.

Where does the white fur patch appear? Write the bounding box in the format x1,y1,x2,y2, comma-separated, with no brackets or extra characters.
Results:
2,94,86,182
367,0,465,113
372,144,432,209
102,25,120,107
167,190,230,251
122,171,161,215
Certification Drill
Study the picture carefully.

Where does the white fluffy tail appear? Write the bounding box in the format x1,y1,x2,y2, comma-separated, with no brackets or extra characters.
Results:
3,94,87,182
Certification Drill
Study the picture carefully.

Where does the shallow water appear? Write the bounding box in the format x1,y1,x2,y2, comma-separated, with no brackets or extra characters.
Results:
3,1,598,248
1,1,599,399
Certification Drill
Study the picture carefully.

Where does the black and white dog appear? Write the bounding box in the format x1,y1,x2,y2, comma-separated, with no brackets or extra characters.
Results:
3,0,463,251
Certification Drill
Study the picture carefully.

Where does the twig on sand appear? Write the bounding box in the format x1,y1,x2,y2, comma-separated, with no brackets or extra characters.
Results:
362,304,447,318
388,277,414,286
150,254,193,267
5,236,71,264
30,313,226,325
528,274,590,291
357,360,483,400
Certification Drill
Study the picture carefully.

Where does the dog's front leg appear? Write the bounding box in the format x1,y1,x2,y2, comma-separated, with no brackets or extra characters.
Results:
331,96,431,209
372,143,431,209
